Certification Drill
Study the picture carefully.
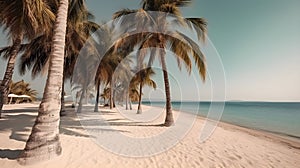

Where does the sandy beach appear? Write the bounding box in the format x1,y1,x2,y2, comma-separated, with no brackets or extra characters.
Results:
0,102,300,168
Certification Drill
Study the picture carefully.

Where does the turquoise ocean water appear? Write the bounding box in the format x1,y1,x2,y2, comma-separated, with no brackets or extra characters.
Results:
142,101,300,138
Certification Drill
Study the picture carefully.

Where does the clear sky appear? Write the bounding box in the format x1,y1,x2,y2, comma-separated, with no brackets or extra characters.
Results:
0,0,299,102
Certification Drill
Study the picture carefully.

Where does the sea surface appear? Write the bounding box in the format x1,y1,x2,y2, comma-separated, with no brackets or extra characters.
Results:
142,101,300,138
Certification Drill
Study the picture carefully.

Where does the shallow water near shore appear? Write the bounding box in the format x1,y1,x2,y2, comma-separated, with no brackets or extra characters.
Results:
142,101,300,138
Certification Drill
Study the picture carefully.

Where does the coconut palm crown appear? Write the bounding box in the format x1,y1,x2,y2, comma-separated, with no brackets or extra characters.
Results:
108,0,207,126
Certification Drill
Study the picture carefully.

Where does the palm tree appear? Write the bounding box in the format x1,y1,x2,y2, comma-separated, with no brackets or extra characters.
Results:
94,79,101,112
17,0,69,164
133,65,157,114
101,87,110,105
111,0,207,126
104,54,122,109
125,74,136,110
93,26,121,112
0,0,55,118
99,22,144,110
0,2,99,115
111,55,135,110
60,7,99,114
129,86,140,110
0,0,99,114
109,77,115,109
8,80,38,103
72,53,98,113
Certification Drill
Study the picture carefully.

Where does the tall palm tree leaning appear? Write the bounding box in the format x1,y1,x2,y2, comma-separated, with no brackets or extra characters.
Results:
18,0,69,165
112,0,207,126
0,0,55,118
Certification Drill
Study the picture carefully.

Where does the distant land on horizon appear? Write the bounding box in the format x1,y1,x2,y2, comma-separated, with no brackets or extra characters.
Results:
140,100,300,103
33,96,300,103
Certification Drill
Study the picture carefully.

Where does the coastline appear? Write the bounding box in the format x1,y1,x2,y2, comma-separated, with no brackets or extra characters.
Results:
191,113,300,148
142,104,300,150
215,118,300,150
142,101,300,142
0,102,300,167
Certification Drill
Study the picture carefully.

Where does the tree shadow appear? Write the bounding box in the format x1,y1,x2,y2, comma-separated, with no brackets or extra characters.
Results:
59,107,131,136
0,149,22,160
2,107,39,113
1,104,164,145
73,108,166,128
106,118,123,122
59,107,94,137
0,106,94,142
0,113,36,142
134,123,165,127
77,117,164,127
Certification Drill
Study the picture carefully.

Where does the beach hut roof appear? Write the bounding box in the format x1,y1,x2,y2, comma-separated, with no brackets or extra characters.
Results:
8,94,19,97
8,94,31,98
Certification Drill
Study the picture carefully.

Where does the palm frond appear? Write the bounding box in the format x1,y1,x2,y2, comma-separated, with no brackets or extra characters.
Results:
185,18,207,42
113,9,137,19
171,0,192,7
174,31,207,81
0,46,12,59
0,0,55,40
83,20,100,33
0,44,27,59
113,8,138,28
167,35,192,74
147,48,159,66
142,0,192,10
144,79,157,89
14,1,100,80
18,35,51,78
159,3,181,15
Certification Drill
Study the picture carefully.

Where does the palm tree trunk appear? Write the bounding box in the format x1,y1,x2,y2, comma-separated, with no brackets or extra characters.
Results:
85,89,88,104
0,35,22,118
109,80,113,109
17,0,68,165
60,73,66,116
137,80,143,114
129,99,133,110
94,80,100,112
125,90,129,110
160,50,174,126
75,92,79,106
125,95,128,110
113,89,116,108
77,87,86,113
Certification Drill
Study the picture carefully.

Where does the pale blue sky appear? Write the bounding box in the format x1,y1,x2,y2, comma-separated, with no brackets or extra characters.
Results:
1,0,300,101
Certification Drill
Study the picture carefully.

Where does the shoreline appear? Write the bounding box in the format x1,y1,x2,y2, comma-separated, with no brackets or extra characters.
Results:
215,118,300,150
195,114,300,147
141,102,300,143
140,104,300,150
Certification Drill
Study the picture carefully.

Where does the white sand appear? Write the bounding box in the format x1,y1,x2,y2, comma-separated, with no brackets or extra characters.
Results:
0,103,300,168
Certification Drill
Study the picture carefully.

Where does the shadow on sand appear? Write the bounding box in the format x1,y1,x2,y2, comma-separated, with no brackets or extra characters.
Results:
0,104,164,160
0,105,138,143
0,149,22,160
